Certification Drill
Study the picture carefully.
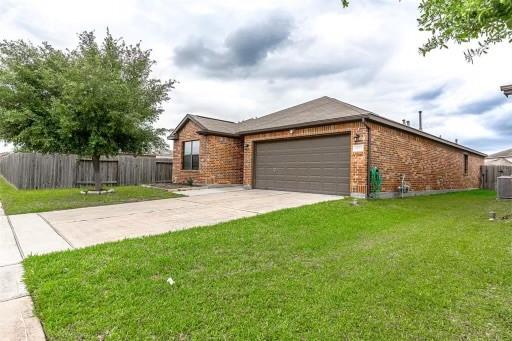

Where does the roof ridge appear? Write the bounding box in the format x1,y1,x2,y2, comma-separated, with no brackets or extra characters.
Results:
324,96,372,114
256,96,332,118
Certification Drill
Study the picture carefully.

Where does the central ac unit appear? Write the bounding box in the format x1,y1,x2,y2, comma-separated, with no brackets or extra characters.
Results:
497,176,512,199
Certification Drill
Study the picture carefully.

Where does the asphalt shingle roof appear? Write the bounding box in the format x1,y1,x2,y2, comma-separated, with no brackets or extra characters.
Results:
237,96,370,133
191,115,239,135
488,148,512,158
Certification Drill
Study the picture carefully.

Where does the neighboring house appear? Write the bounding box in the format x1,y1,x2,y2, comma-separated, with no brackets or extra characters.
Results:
169,96,485,198
154,147,173,159
485,148,512,166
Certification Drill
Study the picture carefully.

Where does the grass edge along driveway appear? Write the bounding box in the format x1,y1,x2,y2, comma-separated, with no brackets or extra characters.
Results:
24,190,512,339
0,176,180,215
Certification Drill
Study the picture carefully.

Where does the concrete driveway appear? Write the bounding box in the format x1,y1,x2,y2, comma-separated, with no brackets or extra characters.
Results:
13,187,341,252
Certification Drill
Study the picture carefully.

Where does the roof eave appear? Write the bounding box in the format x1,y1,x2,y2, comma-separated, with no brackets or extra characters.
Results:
171,114,208,137
197,130,240,138
366,114,487,157
237,115,368,135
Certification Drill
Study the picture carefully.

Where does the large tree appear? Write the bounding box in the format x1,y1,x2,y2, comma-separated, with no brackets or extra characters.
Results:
0,30,175,191
342,0,512,62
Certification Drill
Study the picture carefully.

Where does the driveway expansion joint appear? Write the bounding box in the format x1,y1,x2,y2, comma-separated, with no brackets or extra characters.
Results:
6,215,24,259
176,197,261,214
0,293,30,304
38,213,75,249
0,261,22,269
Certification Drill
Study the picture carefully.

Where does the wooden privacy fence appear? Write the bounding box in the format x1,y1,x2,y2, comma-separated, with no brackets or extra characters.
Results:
481,165,512,190
0,152,172,189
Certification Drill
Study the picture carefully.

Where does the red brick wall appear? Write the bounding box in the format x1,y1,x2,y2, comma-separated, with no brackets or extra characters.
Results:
369,122,484,192
172,121,243,185
204,135,244,184
242,122,369,196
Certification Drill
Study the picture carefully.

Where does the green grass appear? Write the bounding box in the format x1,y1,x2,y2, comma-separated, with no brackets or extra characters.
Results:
23,190,512,339
0,176,180,215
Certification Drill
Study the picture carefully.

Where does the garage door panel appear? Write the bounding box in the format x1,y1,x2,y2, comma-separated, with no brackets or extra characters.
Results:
254,135,350,195
257,155,348,164
257,146,350,155
256,180,347,195
256,174,348,182
256,158,350,165
257,145,350,153
257,168,348,178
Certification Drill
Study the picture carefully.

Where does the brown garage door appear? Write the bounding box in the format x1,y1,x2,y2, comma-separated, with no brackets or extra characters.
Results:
254,134,350,195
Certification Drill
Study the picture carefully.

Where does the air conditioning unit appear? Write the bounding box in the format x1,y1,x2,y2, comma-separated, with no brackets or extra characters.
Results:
497,176,512,199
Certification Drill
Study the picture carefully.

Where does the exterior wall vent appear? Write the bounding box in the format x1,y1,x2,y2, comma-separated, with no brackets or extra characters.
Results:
497,176,512,199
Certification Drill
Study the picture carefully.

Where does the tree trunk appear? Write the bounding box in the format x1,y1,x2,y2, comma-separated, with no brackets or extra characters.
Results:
92,154,102,191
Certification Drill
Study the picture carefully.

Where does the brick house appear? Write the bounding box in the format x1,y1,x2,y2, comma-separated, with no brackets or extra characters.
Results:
169,96,485,198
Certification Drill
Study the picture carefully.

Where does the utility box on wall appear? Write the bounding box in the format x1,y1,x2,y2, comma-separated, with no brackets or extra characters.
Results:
497,176,512,199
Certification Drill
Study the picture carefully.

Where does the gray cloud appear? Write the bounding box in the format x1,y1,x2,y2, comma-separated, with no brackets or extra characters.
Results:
412,86,445,101
173,11,392,84
463,109,512,152
173,41,227,69
458,96,507,114
225,15,292,66
488,114,512,136
261,60,359,79
174,13,292,73
463,136,510,154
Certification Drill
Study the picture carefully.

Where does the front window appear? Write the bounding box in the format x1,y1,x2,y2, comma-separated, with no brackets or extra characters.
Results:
464,154,469,175
183,140,200,170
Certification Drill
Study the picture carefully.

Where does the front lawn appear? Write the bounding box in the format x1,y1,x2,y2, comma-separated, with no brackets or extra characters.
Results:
0,176,180,215
24,190,512,339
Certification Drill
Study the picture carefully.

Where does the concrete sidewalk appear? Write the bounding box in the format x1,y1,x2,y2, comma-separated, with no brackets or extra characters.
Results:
0,205,46,341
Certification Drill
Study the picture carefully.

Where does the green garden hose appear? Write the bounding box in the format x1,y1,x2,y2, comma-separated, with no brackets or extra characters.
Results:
370,166,382,195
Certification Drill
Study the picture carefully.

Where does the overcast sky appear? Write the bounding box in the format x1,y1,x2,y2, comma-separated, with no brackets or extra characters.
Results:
1,0,511,154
